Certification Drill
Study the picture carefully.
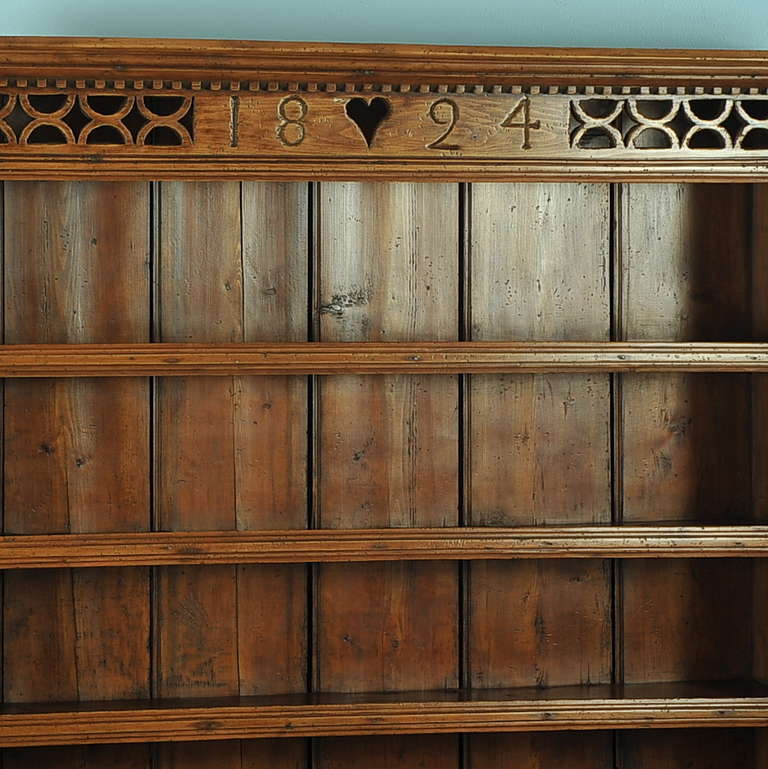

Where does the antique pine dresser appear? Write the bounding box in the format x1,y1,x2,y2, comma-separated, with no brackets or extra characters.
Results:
0,36,765,769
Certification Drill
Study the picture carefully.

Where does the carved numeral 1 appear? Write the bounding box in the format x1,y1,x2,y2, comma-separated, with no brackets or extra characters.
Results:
277,96,308,146
427,98,460,150
501,96,541,150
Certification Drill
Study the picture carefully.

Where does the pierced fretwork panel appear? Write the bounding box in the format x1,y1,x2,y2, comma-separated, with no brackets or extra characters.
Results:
570,96,768,150
0,93,194,146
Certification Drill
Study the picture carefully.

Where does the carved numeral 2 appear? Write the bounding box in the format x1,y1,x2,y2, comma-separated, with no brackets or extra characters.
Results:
426,98,460,150
277,96,308,146
501,97,541,150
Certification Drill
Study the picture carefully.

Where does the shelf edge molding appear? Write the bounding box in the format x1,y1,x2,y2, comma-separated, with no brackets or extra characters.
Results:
1,526,767,568
2,342,768,377
1,690,767,746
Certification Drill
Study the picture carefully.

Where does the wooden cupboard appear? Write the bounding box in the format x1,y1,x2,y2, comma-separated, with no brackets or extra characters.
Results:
0,36,766,768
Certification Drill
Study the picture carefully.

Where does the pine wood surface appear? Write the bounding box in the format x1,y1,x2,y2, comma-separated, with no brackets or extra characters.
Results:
1,35,767,769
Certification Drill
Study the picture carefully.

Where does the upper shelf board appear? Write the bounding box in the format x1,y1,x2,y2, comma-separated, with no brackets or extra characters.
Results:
1,37,768,180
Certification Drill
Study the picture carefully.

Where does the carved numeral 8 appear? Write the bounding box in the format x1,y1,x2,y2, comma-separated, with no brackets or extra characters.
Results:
277,96,308,146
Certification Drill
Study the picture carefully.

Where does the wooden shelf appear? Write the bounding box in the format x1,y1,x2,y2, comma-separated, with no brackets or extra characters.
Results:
1,682,766,747
1,526,767,568
1,342,768,377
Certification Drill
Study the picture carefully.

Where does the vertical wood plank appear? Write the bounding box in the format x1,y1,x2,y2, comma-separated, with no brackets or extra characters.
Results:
155,182,308,769
466,182,613,768
3,747,152,769
2,181,151,769
752,184,768,696
315,182,460,769
618,184,755,764
620,729,755,769
620,184,751,523
468,732,613,769
622,558,752,682
316,735,457,769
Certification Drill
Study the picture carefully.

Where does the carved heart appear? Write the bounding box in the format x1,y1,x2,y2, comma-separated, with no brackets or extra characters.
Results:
345,97,390,148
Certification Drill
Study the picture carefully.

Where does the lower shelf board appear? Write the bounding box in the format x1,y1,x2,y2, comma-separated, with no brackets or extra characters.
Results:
3,342,768,377
2,681,768,747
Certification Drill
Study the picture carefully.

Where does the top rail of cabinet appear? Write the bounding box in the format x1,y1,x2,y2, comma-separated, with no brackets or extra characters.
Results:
1,37,768,181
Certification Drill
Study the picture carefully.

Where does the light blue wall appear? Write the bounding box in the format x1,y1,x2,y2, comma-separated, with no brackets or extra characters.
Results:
1,0,766,49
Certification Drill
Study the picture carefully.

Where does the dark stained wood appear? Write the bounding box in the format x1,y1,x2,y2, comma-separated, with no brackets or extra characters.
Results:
755,186,768,708
620,728,756,768
622,559,752,682
315,181,460,769
467,182,612,768
3,746,151,769
2,181,151,769
154,181,308,769
315,733,452,769
468,732,613,769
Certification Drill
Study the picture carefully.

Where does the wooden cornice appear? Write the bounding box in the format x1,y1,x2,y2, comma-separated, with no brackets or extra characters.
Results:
1,38,768,89
1,38,767,181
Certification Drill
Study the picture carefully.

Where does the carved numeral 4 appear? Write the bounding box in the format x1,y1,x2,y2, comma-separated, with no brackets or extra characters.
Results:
501,97,541,150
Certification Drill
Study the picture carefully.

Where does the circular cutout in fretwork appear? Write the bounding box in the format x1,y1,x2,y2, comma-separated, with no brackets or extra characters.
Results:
20,122,74,145
135,95,193,146
573,126,618,149
685,126,731,150
738,100,768,122
78,94,136,144
632,99,677,121
738,127,768,150
684,99,733,123
80,123,132,145
138,96,190,119
578,99,622,120
570,99,623,149
20,93,75,119
625,99,681,149
83,95,133,118
627,127,676,149
138,125,184,146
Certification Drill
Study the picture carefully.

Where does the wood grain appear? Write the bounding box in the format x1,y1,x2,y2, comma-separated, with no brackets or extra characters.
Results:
1,341,768,376
467,732,613,769
155,181,308,769
752,184,768,695
4,38,768,87
467,182,612,768
620,728,756,768
0,40,767,182
0,682,765,746
617,183,756,765
0,40,766,768
315,181,460,768
0,526,765,568
315,734,455,769
2,181,151,769
619,184,752,523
